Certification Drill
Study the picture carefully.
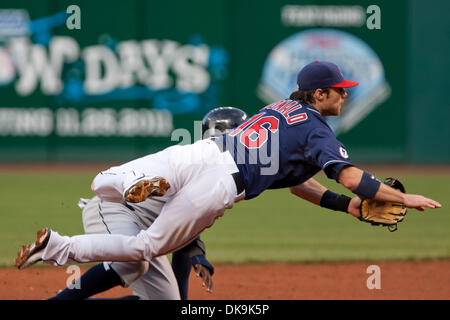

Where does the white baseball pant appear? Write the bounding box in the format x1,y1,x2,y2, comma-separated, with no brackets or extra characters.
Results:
81,196,180,299
40,139,243,267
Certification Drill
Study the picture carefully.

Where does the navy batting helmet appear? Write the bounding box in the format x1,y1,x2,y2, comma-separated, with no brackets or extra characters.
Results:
202,107,248,138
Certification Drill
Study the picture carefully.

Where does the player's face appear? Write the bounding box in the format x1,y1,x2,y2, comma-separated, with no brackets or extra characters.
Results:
322,87,347,116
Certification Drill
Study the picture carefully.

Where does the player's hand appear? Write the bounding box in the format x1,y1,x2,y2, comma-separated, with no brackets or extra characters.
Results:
347,196,362,219
193,263,213,293
402,194,441,211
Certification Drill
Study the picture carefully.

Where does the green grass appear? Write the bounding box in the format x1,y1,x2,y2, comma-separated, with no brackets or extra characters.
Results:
0,170,449,266
0,172,93,266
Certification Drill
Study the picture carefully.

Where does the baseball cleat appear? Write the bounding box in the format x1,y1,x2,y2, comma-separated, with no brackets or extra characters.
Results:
15,228,51,270
124,176,170,203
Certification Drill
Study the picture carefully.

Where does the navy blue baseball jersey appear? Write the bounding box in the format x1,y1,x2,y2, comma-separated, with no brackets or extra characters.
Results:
220,99,354,200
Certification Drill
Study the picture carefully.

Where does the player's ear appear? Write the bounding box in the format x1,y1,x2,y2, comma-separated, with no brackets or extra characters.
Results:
313,89,325,102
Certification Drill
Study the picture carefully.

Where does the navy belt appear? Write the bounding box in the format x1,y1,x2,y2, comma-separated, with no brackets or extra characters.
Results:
211,137,245,195
232,172,245,195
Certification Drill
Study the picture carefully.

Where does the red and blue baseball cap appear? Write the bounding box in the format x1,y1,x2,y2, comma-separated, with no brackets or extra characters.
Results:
297,61,359,90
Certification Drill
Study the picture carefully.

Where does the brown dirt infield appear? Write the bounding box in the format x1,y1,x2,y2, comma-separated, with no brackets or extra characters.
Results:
1,260,449,300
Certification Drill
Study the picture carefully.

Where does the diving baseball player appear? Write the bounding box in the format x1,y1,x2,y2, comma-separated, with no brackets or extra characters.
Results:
47,107,248,300
16,61,441,285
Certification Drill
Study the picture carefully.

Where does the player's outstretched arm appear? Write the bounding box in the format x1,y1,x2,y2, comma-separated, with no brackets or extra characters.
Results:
337,166,442,211
289,178,328,205
290,178,354,215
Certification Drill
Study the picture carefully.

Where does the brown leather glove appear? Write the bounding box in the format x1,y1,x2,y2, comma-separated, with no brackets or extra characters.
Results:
359,178,407,232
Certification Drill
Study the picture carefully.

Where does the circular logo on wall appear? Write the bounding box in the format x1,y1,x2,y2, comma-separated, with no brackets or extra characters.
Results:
257,28,391,135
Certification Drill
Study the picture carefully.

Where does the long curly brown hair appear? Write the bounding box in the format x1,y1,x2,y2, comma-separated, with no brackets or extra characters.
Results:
289,88,329,104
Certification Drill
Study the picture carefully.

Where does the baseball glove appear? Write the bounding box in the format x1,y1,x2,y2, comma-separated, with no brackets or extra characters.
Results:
359,178,407,232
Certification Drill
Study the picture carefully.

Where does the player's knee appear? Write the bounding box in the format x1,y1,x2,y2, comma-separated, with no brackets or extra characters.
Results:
135,261,150,278
112,261,150,287
91,174,102,194
131,261,150,279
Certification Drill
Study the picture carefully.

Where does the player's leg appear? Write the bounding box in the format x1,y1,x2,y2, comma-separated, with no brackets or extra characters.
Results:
85,199,152,284
48,198,131,299
50,243,195,299
85,197,180,299
136,163,238,259
37,169,237,266
49,262,123,300
35,140,239,265
108,200,181,299
49,198,150,299
127,255,180,300
171,249,191,300
135,198,201,300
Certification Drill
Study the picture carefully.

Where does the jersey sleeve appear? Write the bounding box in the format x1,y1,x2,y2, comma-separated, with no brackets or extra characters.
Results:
305,127,354,180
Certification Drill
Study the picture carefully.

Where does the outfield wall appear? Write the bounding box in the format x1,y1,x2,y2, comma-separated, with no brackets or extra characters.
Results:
0,0,448,163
